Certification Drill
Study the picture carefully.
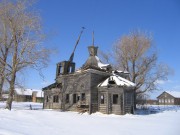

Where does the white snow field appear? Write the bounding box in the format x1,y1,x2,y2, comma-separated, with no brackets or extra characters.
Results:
0,102,180,135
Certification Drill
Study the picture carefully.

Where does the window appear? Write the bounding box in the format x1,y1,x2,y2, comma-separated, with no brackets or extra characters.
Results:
69,66,73,73
165,99,167,103
171,99,174,103
58,65,63,75
159,99,161,103
109,80,116,84
108,77,116,84
81,93,85,101
100,94,104,104
46,96,49,102
73,94,77,103
53,95,59,103
60,66,63,74
77,95,80,101
66,94,69,103
162,99,164,103
113,94,118,104
168,99,171,103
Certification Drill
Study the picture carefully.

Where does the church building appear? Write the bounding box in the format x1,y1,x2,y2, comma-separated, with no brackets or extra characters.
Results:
43,35,135,115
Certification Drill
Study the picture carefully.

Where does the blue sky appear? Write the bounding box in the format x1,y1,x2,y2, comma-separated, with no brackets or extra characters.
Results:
23,0,180,99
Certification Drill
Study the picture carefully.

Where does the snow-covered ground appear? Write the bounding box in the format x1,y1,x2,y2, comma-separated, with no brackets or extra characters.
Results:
0,102,180,135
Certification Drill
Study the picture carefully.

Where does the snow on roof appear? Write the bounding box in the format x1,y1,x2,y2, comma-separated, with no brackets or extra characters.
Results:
2,94,8,99
165,91,180,98
36,91,44,97
15,88,33,96
114,70,129,74
98,74,136,87
15,88,42,96
95,56,110,69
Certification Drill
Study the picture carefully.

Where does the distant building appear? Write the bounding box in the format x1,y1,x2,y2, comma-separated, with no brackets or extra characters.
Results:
32,91,44,103
1,94,8,101
14,88,33,102
14,88,44,102
146,100,158,105
157,91,180,105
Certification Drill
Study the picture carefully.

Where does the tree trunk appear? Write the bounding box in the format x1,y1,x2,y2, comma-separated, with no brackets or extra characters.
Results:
0,78,5,100
134,90,137,110
0,48,9,100
6,71,16,110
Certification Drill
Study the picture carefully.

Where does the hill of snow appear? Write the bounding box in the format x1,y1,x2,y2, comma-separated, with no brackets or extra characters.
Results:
0,102,180,135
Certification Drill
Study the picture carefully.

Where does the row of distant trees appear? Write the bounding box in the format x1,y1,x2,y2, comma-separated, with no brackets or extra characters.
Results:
0,0,50,110
0,0,171,110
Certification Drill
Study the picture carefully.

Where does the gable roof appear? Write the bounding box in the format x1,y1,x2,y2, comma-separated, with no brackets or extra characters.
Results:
98,74,135,87
15,88,42,96
165,91,180,98
15,88,33,96
36,91,44,97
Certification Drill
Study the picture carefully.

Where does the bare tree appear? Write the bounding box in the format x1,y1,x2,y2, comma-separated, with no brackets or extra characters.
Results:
0,0,50,110
101,30,170,107
98,50,111,63
0,0,14,99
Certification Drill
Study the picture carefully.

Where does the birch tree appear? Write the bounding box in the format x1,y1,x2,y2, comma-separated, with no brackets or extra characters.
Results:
0,0,50,110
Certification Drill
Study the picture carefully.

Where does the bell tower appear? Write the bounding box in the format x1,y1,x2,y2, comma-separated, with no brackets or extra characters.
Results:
56,28,84,78
56,61,75,76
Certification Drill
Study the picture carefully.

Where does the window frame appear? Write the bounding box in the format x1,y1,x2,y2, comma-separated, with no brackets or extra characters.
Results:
100,94,105,104
46,96,49,102
53,95,59,103
66,94,69,103
81,93,85,101
113,94,118,104
171,99,174,103
73,94,77,103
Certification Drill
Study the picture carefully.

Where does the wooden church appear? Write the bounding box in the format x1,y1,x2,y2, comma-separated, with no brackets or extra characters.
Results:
43,32,135,115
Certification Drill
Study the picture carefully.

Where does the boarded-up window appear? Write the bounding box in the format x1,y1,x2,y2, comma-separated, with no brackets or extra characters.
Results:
113,94,118,104
66,94,69,103
101,95,104,104
53,95,59,103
